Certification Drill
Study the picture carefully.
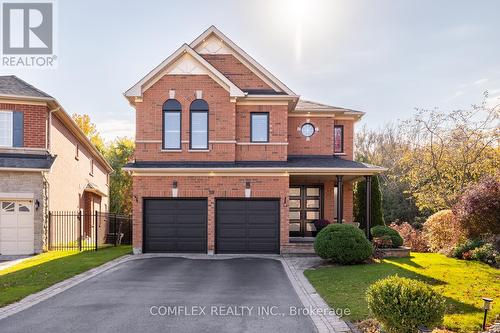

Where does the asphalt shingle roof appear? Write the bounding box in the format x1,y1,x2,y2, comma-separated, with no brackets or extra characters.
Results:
0,153,56,170
126,155,381,169
0,75,53,99
295,99,363,114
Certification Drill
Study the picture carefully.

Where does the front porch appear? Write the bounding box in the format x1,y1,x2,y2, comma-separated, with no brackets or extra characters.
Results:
283,173,377,254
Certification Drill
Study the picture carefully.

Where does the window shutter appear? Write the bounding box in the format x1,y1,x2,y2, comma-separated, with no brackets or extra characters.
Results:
13,111,24,147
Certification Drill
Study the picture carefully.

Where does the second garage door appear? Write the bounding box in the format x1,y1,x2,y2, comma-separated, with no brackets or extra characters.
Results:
216,199,280,254
144,199,207,253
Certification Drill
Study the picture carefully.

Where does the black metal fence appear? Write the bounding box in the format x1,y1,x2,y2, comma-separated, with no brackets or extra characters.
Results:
48,211,132,251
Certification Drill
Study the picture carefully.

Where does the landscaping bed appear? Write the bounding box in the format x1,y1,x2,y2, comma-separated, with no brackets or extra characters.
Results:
305,252,499,332
0,246,132,307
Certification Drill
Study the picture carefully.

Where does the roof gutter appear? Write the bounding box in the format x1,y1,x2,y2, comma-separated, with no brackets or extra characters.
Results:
123,166,387,175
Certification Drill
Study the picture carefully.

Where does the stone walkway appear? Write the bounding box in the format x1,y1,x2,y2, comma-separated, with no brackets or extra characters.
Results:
281,255,352,333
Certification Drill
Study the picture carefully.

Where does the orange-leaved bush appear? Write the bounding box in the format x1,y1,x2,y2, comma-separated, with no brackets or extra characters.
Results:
423,210,465,253
390,222,428,252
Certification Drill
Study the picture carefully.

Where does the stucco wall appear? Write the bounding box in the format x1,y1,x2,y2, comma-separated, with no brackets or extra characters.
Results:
46,115,109,212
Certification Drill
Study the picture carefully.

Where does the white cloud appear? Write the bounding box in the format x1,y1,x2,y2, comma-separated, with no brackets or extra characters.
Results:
473,78,489,85
98,119,135,142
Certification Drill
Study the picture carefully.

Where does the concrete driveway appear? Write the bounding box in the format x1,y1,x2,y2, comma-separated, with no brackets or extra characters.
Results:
0,257,316,333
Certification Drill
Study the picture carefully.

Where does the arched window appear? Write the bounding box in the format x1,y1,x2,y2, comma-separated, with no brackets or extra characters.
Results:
162,99,182,150
189,99,209,150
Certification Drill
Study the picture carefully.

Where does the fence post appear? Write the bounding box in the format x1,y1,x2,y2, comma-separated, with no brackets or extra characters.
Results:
114,214,117,247
78,210,82,251
95,210,98,251
48,211,52,251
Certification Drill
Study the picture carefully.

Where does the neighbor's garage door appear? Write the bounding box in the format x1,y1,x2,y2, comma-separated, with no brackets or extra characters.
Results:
216,199,280,254
144,199,207,253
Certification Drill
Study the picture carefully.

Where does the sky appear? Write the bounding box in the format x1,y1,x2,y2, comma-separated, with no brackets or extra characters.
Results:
1,0,499,141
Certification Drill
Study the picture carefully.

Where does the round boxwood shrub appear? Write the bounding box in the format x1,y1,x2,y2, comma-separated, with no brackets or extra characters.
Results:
366,276,445,333
371,225,403,248
314,224,373,264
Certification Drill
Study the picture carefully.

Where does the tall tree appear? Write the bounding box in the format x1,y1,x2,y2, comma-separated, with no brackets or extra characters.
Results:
72,113,105,153
104,137,134,215
354,175,385,230
398,93,499,212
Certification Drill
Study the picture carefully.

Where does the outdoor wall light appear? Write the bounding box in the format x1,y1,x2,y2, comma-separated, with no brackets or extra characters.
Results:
34,199,40,211
245,181,251,198
482,297,493,330
172,180,178,198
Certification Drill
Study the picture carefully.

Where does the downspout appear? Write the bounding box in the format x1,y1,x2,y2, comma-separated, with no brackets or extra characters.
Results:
44,106,59,251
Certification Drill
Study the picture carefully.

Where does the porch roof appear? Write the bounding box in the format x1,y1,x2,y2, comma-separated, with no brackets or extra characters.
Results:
0,152,56,171
124,155,386,175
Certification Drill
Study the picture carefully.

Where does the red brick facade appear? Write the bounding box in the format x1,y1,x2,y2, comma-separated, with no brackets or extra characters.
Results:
201,54,273,91
132,175,290,251
0,103,48,148
129,30,363,254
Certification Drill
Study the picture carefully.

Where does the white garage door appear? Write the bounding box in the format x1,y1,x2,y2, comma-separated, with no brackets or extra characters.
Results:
0,200,34,255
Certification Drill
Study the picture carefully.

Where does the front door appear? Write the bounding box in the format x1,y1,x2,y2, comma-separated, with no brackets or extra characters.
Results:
289,186,322,237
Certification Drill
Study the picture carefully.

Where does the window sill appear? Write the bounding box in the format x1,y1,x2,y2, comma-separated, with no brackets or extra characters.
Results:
160,149,182,152
188,149,210,152
333,153,346,156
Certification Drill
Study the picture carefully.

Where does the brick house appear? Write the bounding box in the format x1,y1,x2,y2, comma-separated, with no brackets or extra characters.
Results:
124,26,384,254
0,76,113,255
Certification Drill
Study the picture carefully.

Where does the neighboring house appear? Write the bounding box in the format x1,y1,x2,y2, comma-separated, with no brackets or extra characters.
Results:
0,76,113,255
124,26,385,255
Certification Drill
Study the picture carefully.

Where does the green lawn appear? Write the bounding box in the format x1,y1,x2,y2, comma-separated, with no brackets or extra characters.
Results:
304,253,500,332
0,246,131,307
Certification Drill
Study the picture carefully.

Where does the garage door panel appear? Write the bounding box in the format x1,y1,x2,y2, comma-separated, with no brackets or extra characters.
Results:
144,199,207,253
216,200,279,254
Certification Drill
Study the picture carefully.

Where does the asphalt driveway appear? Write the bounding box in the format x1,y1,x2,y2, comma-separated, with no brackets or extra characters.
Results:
0,257,316,333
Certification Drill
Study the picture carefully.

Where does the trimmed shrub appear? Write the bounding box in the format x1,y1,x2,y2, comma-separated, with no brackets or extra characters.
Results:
372,235,393,249
390,222,428,252
354,175,385,230
424,210,465,254
313,219,331,232
451,239,484,259
366,276,445,333
371,225,403,248
454,176,500,238
314,224,373,264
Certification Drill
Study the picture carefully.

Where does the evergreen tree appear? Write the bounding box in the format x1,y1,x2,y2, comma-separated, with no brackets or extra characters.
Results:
354,175,385,231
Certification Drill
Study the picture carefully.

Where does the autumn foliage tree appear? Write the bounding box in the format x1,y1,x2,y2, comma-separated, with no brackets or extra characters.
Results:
72,113,105,154
105,138,134,215
398,94,499,212
453,175,500,238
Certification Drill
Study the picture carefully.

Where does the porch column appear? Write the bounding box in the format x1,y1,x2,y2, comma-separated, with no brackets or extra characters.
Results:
336,175,344,223
365,175,372,239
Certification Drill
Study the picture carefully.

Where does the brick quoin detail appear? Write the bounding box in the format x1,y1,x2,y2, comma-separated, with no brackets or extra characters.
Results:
132,176,290,252
0,103,47,148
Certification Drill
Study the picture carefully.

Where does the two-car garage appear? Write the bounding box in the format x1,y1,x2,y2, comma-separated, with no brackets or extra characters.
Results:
143,198,280,254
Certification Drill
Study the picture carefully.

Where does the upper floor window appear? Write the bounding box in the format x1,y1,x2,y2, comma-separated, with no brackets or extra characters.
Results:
190,99,209,150
162,99,182,150
334,125,344,153
0,111,23,147
251,112,269,142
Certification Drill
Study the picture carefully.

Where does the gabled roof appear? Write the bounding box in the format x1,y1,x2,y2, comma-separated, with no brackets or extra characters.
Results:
190,26,296,96
0,75,53,99
0,76,112,173
124,44,245,102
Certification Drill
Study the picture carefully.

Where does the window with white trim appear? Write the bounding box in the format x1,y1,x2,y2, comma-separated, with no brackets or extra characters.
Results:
251,112,269,142
0,111,13,147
